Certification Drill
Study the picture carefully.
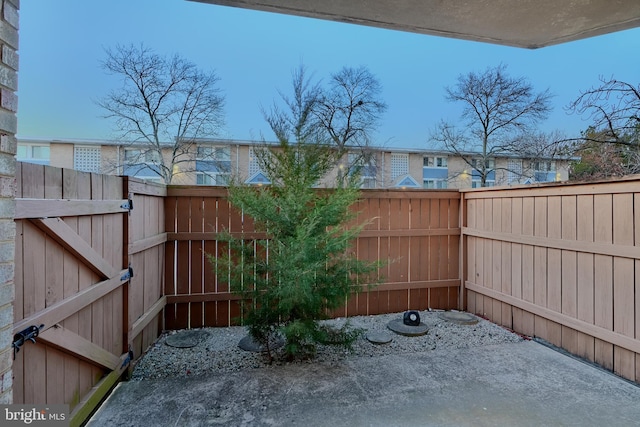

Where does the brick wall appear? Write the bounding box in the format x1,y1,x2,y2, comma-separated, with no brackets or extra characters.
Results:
0,0,17,405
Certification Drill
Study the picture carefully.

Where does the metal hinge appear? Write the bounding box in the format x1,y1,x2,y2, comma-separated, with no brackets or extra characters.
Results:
121,346,134,369
121,198,133,212
121,265,134,281
12,324,44,359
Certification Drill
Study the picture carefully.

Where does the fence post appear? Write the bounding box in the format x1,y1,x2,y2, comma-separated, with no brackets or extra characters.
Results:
458,191,465,311
121,176,131,375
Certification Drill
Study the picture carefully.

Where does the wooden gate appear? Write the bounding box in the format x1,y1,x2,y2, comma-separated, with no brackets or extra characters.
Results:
13,163,131,425
124,178,166,364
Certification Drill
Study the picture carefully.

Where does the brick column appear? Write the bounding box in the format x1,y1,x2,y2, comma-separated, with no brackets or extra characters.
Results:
0,0,18,404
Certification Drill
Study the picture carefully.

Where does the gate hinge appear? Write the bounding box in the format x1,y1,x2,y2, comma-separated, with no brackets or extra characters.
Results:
121,265,134,281
12,324,44,360
121,199,133,212
121,346,134,369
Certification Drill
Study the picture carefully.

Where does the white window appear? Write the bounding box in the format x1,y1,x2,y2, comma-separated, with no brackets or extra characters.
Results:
361,177,376,188
124,148,161,164
74,146,101,173
196,172,229,186
472,180,495,188
17,144,50,165
423,156,448,168
390,153,409,179
534,160,556,172
348,152,376,188
196,145,231,186
534,160,557,183
197,146,230,162
423,179,448,189
123,148,163,181
472,158,495,170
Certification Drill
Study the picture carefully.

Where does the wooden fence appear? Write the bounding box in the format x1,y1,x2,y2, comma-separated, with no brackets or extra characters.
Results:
462,177,640,383
14,164,640,403
163,187,462,329
13,163,165,426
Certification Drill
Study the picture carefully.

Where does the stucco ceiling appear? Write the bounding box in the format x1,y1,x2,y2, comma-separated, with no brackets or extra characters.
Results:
189,0,640,48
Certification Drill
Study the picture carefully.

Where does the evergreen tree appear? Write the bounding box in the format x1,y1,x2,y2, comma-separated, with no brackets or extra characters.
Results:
214,141,379,360
211,66,381,360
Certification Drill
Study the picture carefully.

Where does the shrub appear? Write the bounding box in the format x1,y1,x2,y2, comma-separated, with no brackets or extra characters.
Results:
211,140,380,360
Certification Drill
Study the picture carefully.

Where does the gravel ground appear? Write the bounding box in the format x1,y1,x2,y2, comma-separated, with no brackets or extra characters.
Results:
131,310,523,380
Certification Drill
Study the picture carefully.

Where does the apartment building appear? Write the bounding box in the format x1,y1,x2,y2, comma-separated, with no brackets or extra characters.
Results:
16,137,570,188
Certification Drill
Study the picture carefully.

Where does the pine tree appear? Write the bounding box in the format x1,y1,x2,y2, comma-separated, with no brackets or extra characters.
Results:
212,140,380,360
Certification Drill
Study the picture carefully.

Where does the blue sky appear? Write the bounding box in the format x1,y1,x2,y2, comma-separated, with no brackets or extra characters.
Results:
18,0,640,149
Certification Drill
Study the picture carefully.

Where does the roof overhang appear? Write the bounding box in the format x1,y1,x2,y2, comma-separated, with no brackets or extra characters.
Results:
189,0,640,48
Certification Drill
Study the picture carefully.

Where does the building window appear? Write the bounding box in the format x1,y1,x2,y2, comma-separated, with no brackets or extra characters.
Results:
196,145,230,186
124,148,161,164
423,179,448,189
423,155,448,183
470,157,496,187
390,153,409,179
471,158,495,170
348,152,376,188
423,156,447,168
197,146,230,163
17,144,50,165
472,179,495,188
74,146,101,173
196,172,229,186
123,148,163,181
534,160,557,182
534,160,556,172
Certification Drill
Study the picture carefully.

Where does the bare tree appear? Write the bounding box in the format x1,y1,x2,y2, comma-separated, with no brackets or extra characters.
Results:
262,64,387,186
566,76,640,178
431,64,554,186
314,66,388,150
314,66,387,184
567,76,640,146
256,64,344,187
97,44,225,184
262,64,324,144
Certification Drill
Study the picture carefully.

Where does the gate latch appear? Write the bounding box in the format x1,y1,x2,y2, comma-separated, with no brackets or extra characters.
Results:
12,324,44,359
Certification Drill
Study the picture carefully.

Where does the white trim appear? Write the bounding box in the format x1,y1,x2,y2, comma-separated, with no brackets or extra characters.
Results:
395,174,420,188
245,171,271,185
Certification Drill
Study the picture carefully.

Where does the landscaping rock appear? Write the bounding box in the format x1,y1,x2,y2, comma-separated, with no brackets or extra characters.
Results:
131,311,523,380
165,329,209,348
387,319,429,337
438,311,480,325
366,331,393,344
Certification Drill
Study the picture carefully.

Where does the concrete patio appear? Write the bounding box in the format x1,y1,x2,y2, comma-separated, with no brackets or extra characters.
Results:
88,339,640,426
